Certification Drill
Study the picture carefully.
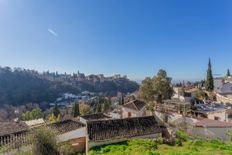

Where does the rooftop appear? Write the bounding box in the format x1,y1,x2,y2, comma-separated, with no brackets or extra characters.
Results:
195,103,226,113
49,119,85,134
80,113,111,121
87,116,161,142
123,100,146,111
0,121,29,136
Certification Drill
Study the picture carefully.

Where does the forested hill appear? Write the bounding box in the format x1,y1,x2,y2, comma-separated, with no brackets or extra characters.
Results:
0,67,139,106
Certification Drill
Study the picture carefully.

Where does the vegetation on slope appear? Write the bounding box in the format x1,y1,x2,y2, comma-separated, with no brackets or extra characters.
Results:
0,67,139,106
89,139,232,155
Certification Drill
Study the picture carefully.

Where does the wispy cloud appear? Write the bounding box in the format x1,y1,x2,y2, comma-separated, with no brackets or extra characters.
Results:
48,29,58,37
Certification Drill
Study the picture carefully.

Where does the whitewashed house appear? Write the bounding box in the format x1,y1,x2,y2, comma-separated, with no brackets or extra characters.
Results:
122,100,146,118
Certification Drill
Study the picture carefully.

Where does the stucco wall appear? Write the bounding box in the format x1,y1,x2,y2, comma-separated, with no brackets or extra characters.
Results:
66,137,86,153
207,110,226,122
191,127,232,141
79,117,87,124
122,107,145,118
57,127,87,142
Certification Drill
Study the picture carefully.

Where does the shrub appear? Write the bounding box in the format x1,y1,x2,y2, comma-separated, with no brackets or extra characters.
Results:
176,139,183,146
30,127,59,155
176,130,189,142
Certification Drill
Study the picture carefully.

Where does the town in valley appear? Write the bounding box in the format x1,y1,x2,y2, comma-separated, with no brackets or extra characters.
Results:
1,60,232,154
0,0,231,154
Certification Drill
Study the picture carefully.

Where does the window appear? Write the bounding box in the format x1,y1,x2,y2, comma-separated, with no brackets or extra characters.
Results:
128,112,131,118
228,114,232,119
214,116,220,121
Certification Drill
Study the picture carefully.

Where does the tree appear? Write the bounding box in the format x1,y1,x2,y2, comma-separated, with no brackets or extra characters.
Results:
53,103,60,118
138,77,155,103
138,69,173,110
152,69,173,103
95,103,102,113
22,107,43,121
195,90,207,101
79,102,92,115
205,59,214,92
47,113,60,123
100,98,111,112
227,69,231,77
72,102,80,117
31,107,43,119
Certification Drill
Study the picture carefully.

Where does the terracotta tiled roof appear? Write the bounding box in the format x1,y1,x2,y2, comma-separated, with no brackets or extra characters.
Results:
87,116,161,142
195,119,232,128
81,113,111,121
49,119,85,134
0,121,29,136
123,100,146,111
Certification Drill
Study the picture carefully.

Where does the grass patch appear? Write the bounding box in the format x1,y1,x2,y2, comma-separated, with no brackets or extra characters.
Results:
89,139,232,155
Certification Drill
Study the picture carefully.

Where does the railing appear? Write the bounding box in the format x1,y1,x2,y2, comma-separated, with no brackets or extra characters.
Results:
0,132,30,154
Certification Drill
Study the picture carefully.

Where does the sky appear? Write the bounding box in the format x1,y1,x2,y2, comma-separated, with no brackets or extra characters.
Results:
0,0,232,82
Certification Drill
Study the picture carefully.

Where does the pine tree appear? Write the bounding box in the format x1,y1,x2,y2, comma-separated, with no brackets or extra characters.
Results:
53,103,60,117
205,59,214,91
227,69,231,77
72,103,80,117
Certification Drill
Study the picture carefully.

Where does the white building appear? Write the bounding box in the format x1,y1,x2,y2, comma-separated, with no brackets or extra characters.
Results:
122,100,146,118
173,87,195,102
214,77,232,99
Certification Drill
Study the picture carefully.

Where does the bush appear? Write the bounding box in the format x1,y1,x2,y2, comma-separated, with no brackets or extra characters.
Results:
176,139,182,146
176,130,189,142
30,127,59,155
58,143,75,155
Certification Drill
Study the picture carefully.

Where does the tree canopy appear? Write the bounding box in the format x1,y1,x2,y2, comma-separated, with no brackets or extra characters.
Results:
138,69,173,107
79,102,92,115
0,66,139,106
94,98,111,113
205,59,214,92
53,104,61,118
227,69,231,77
21,107,43,121
72,102,80,117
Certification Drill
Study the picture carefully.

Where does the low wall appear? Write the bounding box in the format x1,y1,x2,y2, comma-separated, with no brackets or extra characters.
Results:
57,127,86,142
190,126,232,141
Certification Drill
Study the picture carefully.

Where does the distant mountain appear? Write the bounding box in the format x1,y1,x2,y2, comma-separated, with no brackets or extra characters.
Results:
0,67,139,106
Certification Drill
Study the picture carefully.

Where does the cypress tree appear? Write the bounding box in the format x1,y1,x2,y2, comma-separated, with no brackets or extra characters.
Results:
72,102,80,117
227,69,231,77
96,103,102,113
53,103,60,117
205,59,214,91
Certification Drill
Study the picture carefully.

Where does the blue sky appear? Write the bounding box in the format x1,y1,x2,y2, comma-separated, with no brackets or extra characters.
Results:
0,0,232,81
